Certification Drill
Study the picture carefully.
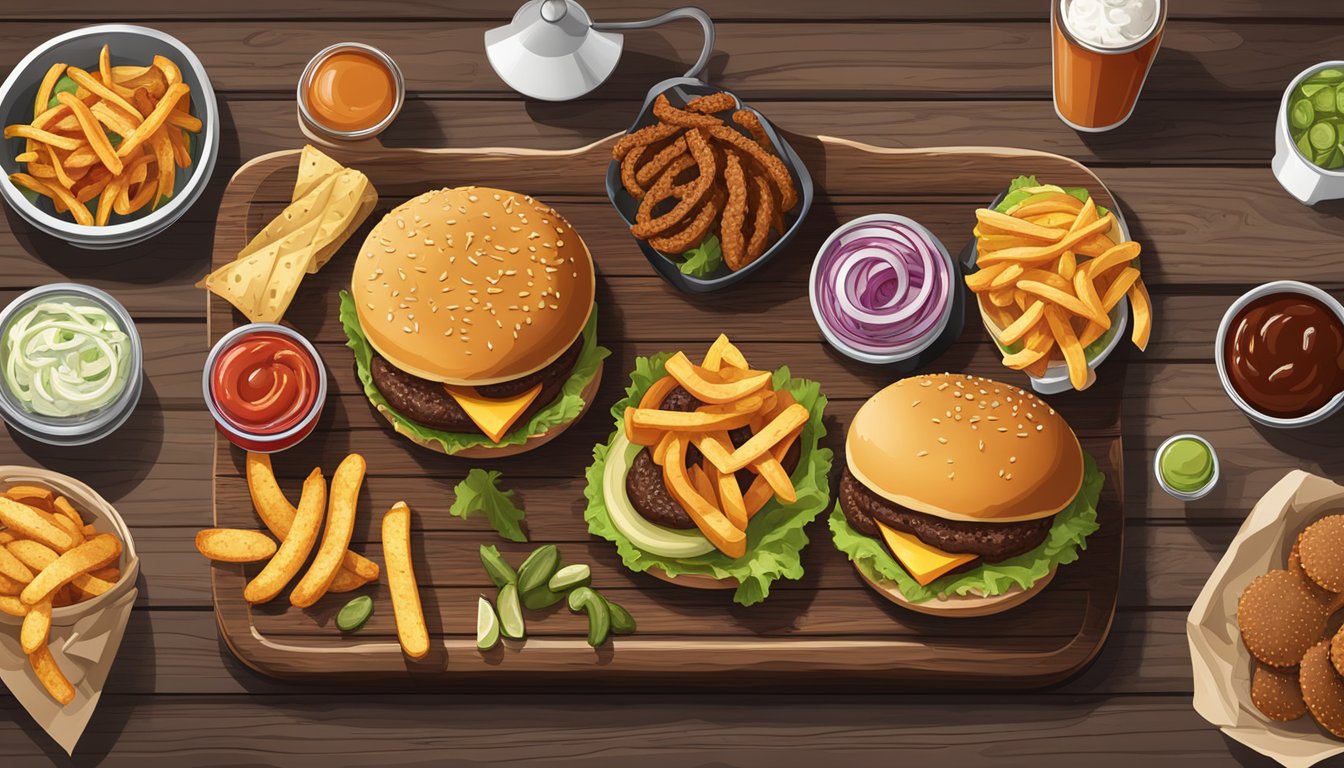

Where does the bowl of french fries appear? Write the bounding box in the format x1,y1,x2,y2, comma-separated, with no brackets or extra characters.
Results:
0,24,217,249
964,177,1153,394
0,467,137,707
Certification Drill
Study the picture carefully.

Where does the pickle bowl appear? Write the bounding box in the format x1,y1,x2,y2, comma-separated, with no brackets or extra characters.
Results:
0,283,143,447
203,323,328,454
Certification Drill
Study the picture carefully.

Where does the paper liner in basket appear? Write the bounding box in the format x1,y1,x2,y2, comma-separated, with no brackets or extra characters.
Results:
1189,470,1344,768
0,466,140,756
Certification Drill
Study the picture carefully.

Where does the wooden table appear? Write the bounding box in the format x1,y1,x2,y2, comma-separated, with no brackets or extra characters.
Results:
1,1,1341,765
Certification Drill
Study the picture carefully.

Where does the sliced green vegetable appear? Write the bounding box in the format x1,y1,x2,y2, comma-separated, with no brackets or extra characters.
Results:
605,598,636,635
567,586,611,647
497,583,525,640
516,544,560,595
1313,86,1337,115
479,544,518,588
548,563,592,592
1310,122,1336,150
335,595,374,632
450,469,527,542
476,596,500,651
521,585,566,610
1291,98,1315,130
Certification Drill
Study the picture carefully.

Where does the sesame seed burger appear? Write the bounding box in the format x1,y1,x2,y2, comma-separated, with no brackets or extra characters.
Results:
338,187,608,457
829,373,1103,616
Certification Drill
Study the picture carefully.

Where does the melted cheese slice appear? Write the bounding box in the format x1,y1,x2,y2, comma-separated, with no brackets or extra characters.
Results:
443,383,543,443
876,522,978,586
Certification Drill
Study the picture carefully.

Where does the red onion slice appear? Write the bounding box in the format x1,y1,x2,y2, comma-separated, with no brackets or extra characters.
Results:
812,217,952,356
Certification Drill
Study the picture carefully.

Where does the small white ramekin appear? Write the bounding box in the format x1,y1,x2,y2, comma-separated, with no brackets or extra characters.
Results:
1154,433,1220,502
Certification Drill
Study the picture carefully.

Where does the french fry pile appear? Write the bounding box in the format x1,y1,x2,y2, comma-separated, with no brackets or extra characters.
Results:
0,485,124,706
623,335,808,558
195,453,379,606
966,193,1153,391
4,44,201,226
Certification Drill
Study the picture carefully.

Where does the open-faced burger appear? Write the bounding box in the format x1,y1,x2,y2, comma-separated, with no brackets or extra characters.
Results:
339,187,609,457
584,335,832,606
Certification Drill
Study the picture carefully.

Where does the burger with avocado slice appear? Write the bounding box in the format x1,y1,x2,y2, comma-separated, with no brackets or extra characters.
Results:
829,373,1102,616
339,187,608,457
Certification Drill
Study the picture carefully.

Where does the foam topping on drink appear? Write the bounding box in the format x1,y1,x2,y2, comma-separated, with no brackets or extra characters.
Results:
1062,0,1159,49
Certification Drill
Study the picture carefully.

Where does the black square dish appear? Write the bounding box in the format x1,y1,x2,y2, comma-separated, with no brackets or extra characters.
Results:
605,77,814,293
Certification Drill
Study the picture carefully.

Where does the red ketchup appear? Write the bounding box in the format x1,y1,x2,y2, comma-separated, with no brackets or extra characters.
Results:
210,333,320,436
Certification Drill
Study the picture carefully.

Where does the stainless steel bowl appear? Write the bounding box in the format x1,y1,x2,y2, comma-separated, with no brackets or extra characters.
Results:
0,25,219,249
0,284,143,446
297,42,405,142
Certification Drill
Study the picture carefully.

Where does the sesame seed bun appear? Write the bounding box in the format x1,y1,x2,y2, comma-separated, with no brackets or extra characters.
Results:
845,374,1084,524
351,187,596,386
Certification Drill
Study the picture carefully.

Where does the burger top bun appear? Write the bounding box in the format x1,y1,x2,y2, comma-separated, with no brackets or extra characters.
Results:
352,187,596,386
845,373,1083,524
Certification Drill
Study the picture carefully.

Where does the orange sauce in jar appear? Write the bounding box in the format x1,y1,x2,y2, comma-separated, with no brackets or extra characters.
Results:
305,49,396,133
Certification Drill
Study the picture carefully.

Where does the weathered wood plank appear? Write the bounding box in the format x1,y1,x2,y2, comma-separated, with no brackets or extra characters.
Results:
0,21,1331,99
1,0,1336,21
0,694,1282,767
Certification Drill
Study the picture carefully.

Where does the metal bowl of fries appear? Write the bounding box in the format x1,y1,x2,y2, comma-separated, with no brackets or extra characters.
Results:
963,181,1150,395
0,24,218,249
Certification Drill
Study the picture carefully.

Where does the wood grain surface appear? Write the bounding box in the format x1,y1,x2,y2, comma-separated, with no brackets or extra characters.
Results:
0,0,1340,765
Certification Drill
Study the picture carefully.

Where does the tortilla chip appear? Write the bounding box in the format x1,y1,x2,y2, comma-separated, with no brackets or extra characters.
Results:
293,144,345,202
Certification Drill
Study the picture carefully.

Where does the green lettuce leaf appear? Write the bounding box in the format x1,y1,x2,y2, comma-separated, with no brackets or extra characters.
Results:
678,235,724,277
338,290,610,454
450,469,527,542
583,352,833,606
829,452,1103,603
997,175,1109,217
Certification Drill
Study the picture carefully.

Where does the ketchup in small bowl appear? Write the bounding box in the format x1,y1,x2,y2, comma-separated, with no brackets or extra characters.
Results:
1217,281,1344,427
204,324,327,452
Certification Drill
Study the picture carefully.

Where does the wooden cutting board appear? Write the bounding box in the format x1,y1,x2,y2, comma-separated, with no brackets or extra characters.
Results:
207,134,1125,689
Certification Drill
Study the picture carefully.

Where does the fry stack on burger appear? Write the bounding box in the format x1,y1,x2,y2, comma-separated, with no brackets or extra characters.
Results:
585,335,833,606
830,373,1103,616
339,187,608,457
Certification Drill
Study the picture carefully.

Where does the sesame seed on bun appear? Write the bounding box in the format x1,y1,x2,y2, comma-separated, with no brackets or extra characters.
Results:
845,373,1084,523
351,187,596,386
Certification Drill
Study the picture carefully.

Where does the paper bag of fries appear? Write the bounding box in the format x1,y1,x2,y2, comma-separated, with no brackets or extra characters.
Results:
0,466,138,755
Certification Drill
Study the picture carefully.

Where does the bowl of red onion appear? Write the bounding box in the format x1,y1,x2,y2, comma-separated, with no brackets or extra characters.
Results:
809,214,963,366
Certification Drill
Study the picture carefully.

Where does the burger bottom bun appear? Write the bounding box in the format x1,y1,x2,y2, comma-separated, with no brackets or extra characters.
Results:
374,361,603,459
645,565,739,590
855,563,1056,617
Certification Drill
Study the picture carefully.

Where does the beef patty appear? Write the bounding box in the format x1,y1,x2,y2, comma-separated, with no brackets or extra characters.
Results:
626,385,802,530
838,467,1052,563
370,336,583,435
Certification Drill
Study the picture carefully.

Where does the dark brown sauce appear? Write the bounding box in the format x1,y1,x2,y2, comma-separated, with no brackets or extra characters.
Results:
1224,292,1344,418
